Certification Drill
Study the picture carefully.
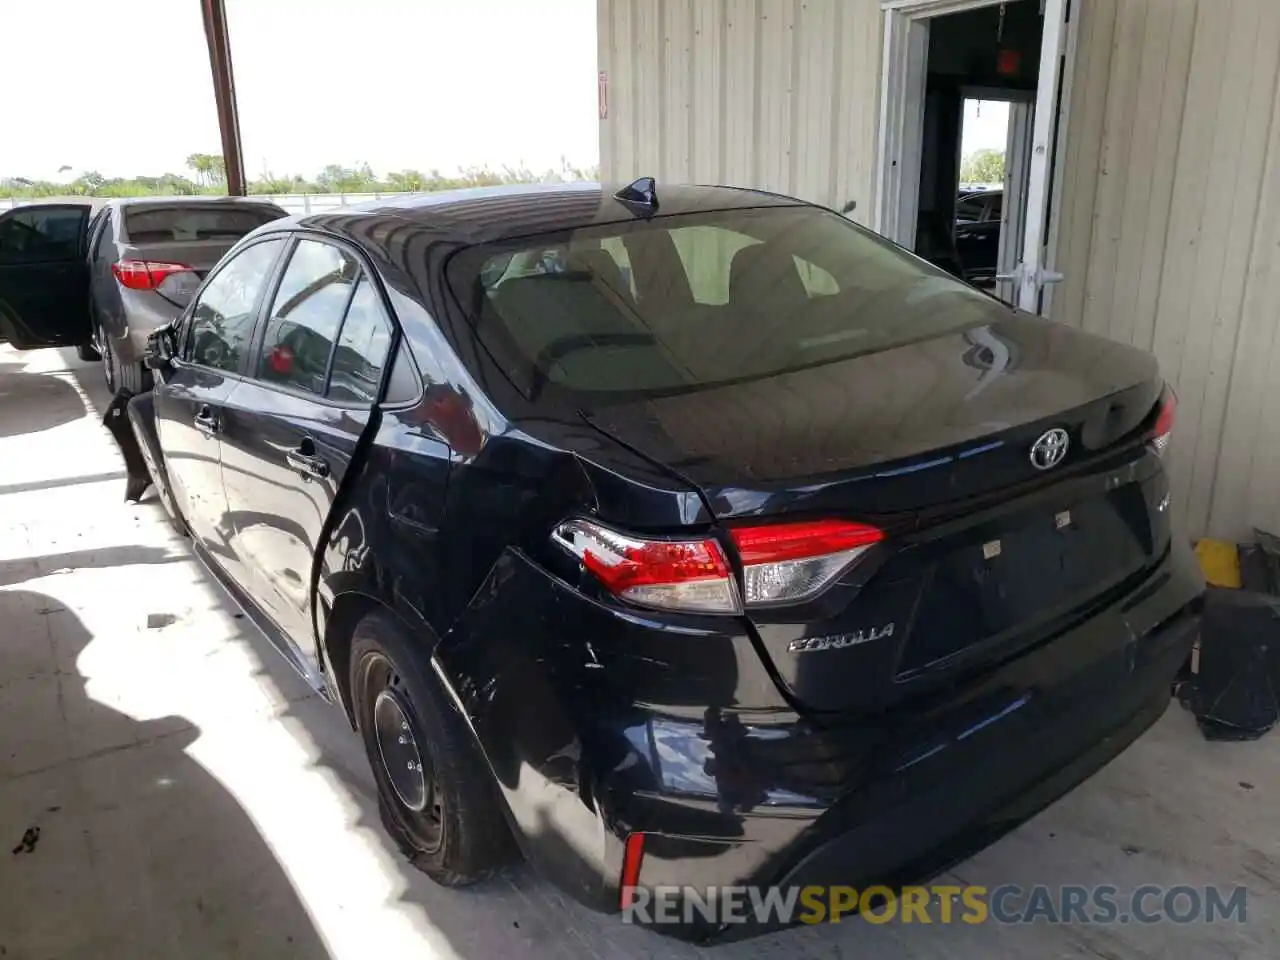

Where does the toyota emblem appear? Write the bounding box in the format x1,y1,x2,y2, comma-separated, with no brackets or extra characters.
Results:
1029,428,1070,470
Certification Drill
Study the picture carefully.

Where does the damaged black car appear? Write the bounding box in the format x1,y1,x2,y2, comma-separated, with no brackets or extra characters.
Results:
103,180,1203,942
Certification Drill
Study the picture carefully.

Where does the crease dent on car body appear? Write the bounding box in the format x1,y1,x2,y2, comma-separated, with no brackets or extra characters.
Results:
102,178,1202,943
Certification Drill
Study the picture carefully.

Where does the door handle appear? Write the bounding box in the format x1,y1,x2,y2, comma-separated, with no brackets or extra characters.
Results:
193,405,219,436
286,444,330,481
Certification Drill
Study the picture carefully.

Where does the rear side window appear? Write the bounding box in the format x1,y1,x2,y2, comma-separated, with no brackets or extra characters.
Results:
123,205,282,244
0,206,88,263
91,211,114,260
447,206,992,401
256,239,358,395
186,238,285,372
328,278,393,403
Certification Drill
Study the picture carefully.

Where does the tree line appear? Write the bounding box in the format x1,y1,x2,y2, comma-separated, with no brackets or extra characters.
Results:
1,153,600,199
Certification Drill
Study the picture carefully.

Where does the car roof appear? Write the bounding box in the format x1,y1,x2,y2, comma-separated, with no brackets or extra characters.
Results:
265,181,807,247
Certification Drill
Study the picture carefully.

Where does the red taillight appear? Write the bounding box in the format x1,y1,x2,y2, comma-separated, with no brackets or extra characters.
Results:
729,519,885,564
552,517,884,613
112,259,194,291
619,832,646,910
1150,389,1176,456
731,519,884,606
552,519,739,614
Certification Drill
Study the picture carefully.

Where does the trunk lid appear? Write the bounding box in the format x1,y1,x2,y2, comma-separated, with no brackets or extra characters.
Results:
587,315,1171,713
121,240,239,277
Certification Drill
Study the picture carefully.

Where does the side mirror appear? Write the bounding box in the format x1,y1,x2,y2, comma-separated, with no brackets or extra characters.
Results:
143,323,177,372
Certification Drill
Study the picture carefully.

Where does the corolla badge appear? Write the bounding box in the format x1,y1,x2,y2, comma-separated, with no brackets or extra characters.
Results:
1029,427,1070,471
788,624,895,654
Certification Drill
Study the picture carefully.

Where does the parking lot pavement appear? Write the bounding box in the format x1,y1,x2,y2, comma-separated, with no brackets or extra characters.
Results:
1,343,1278,959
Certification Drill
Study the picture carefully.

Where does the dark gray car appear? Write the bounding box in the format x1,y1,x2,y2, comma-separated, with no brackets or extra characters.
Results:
85,197,286,390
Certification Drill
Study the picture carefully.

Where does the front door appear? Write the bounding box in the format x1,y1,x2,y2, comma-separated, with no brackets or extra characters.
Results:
155,236,287,556
218,237,395,665
0,204,92,349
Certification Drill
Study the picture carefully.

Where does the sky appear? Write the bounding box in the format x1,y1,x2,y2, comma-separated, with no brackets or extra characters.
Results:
3,0,1008,187
1,0,600,183
962,99,1011,159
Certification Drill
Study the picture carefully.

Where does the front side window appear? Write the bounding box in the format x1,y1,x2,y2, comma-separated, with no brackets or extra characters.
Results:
186,238,285,371
448,205,992,401
255,239,357,394
0,206,88,263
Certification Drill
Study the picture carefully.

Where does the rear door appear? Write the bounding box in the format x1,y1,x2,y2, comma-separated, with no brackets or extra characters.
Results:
217,235,396,663
155,237,289,554
0,204,92,348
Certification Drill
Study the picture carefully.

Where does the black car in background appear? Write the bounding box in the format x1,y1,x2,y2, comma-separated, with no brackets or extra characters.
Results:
102,181,1198,941
954,188,1003,287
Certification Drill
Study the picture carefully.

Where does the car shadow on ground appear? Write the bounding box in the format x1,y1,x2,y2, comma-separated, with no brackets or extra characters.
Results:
0,587,334,958
0,363,84,438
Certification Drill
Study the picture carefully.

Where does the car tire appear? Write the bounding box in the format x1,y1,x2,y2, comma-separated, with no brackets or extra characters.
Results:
117,356,152,395
101,331,118,394
76,342,100,362
349,610,515,886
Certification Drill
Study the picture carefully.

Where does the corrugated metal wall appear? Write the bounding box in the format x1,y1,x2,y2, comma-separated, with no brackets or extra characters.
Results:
1052,0,1280,540
598,0,1280,540
597,0,884,225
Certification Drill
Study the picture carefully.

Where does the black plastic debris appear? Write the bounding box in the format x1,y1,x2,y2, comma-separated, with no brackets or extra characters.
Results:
1178,587,1280,741
101,389,151,502
1239,528,1280,596
11,826,40,855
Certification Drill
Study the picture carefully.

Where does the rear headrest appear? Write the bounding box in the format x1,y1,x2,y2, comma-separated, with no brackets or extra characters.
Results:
728,242,808,307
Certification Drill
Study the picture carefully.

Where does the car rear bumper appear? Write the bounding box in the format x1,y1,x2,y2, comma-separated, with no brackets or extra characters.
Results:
434,539,1202,941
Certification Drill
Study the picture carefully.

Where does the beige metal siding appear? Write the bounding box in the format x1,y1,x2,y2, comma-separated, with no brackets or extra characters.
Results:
597,0,883,223
1053,0,1280,539
599,0,1280,540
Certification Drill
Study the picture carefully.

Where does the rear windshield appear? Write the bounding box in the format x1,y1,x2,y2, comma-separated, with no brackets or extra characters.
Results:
123,205,283,244
446,205,998,402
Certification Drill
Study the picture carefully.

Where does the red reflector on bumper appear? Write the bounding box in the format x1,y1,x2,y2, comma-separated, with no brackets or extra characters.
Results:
620,832,646,910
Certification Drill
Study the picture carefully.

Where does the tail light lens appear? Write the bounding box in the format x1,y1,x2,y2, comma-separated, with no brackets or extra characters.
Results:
552,519,740,614
1149,388,1176,456
112,259,194,290
552,517,884,614
730,519,884,605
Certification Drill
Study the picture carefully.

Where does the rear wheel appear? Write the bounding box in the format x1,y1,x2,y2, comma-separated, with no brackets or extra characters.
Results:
349,610,514,885
117,354,151,394
76,342,100,362
101,330,118,393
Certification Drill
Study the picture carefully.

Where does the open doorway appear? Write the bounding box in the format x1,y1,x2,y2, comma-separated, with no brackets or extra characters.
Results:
876,0,1074,314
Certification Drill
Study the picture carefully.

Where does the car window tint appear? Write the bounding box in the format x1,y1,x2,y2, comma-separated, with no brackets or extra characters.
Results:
449,205,993,400
328,278,393,403
0,207,86,262
955,197,985,221
187,238,284,371
92,211,113,260
123,205,282,244
256,239,356,394
381,339,421,405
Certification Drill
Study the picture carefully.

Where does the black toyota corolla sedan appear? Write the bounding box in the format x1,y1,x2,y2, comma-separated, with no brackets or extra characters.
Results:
105,180,1202,941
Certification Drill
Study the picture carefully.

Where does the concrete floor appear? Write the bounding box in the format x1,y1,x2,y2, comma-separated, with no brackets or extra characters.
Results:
0,343,1278,959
